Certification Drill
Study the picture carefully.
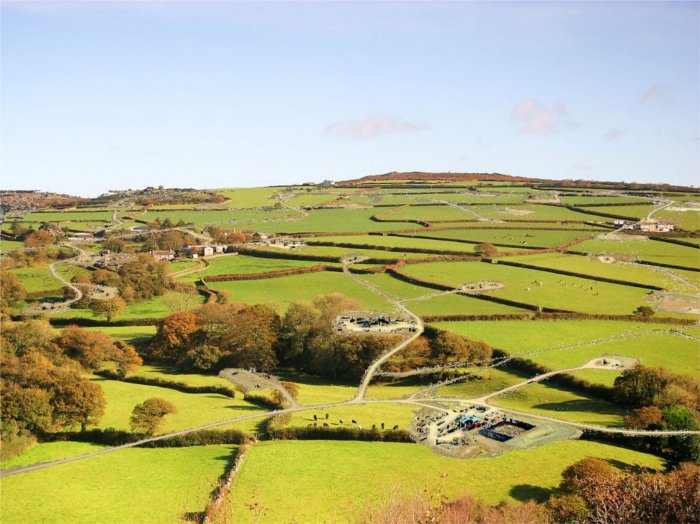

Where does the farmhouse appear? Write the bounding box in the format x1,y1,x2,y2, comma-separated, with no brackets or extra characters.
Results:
633,219,674,233
151,249,175,261
183,244,228,257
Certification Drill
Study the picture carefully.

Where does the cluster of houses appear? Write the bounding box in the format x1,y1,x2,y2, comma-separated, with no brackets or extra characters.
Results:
150,244,233,261
614,218,675,233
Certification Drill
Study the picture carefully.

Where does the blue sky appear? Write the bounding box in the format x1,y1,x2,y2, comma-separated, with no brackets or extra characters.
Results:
1,1,698,196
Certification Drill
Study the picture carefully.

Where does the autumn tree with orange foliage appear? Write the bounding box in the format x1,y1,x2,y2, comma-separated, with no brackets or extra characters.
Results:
23,229,54,248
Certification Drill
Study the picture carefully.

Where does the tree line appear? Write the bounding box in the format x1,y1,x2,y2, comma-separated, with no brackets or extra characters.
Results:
147,293,492,381
1,319,142,460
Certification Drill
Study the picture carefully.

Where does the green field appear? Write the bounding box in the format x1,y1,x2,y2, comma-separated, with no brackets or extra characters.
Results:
562,196,651,205
90,376,265,434
491,382,626,426
276,371,357,405
432,320,700,381
503,252,698,293
0,238,23,252
216,187,281,208
7,264,62,294
419,228,595,248
306,234,477,253
21,210,112,222
1,445,235,523
569,238,700,268
280,402,416,431
248,244,414,261
261,207,420,233
401,261,650,314
362,272,529,316
191,254,324,281
223,439,663,523
657,209,700,231
55,291,205,321
576,204,656,219
208,271,392,311
138,208,297,227
128,363,238,393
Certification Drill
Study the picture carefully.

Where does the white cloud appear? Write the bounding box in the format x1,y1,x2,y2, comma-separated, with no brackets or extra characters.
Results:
641,84,672,103
510,99,576,134
603,129,626,140
324,116,428,140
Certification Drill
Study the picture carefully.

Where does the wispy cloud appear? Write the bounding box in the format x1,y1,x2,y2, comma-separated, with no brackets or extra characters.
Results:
603,129,626,140
325,116,428,140
510,99,576,134
641,84,673,103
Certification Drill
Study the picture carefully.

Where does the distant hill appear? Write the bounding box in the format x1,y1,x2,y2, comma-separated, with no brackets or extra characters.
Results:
339,171,540,185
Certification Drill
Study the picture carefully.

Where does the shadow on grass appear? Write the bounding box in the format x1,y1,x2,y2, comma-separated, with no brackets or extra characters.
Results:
509,484,554,503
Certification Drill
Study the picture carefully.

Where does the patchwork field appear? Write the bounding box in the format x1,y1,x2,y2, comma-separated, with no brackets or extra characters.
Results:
432,320,700,381
569,238,699,268
503,252,699,293
4,179,698,523
401,260,650,314
418,228,595,247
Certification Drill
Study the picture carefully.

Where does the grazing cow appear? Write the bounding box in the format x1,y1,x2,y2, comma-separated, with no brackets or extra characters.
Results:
392,425,399,430
323,423,329,427
381,422,385,429
351,419,357,425
313,414,317,421
325,413,329,419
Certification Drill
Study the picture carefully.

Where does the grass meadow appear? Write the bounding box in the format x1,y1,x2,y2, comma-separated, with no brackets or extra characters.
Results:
402,261,650,314
569,238,699,268
222,439,663,523
432,320,700,381
1,445,235,523
90,376,266,434
503,252,699,293
208,271,393,311
420,228,595,247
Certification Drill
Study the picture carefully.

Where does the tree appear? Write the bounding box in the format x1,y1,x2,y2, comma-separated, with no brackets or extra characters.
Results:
633,305,655,318
613,365,669,407
560,457,617,492
117,254,171,301
24,230,53,248
130,398,176,434
150,311,200,360
89,297,127,322
102,238,126,253
272,381,300,407
1,319,57,357
57,325,142,373
185,344,221,371
554,462,700,524
624,406,663,430
546,494,589,524
475,242,498,258
662,405,700,464
0,271,27,310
